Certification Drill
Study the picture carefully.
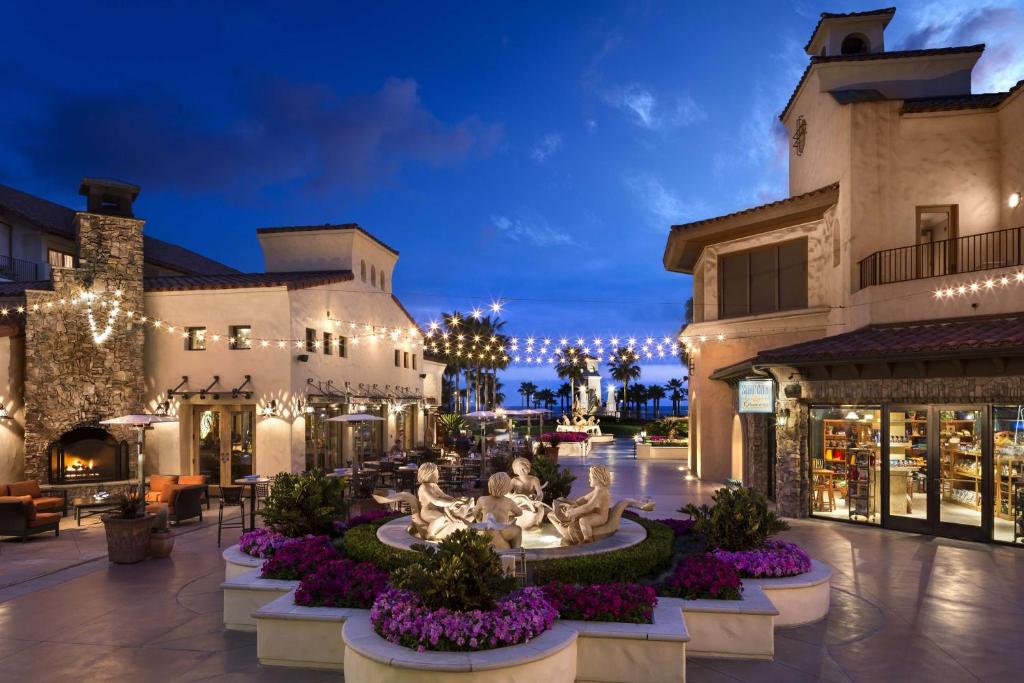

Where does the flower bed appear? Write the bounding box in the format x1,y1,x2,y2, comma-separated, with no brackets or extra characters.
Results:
654,518,695,538
239,528,287,558
370,587,557,652
295,558,389,608
659,553,742,600
260,535,339,580
714,539,811,578
333,509,399,536
540,431,588,443
341,518,420,572
542,582,656,624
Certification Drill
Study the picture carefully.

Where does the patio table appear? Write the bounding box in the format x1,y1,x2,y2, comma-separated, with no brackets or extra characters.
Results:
72,496,119,526
234,477,270,530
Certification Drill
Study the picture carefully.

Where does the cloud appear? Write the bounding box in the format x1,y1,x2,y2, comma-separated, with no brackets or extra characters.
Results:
1,75,502,195
601,85,706,130
898,2,1024,92
490,213,574,246
623,174,708,228
529,132,563,162
584,119,598,133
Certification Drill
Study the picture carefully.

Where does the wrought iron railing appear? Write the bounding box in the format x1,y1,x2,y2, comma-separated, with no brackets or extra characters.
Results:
0,254,42,282
858,226,1024,289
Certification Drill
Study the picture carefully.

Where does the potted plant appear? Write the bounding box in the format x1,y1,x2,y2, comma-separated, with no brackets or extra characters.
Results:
101,491,152,564
149,507,175,559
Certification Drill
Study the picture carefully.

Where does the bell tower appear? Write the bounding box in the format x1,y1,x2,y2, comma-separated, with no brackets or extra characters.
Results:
804,8,894,57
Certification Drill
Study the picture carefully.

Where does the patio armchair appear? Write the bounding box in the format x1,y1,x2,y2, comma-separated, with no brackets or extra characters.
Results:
177,474,210,509
0,496,61,540
144,474,179,503
1,481,66,515
145,484,204,525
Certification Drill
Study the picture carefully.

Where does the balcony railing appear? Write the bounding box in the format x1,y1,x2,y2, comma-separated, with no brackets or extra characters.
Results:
0,255,43,282
858,226,1024,290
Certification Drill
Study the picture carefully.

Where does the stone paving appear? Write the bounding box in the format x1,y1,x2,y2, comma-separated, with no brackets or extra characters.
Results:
0,441,1021,681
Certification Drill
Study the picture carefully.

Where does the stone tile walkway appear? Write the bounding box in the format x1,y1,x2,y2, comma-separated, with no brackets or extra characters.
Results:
1,443,1021,681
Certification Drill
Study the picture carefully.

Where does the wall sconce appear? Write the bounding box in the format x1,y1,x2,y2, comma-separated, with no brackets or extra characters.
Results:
260,400,279,418
0,404,11,421
1009,192,1021,209
154,401,170,417
776,408,791,428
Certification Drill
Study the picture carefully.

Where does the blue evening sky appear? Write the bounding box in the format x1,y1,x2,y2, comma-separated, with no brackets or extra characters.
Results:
2,1,1021,392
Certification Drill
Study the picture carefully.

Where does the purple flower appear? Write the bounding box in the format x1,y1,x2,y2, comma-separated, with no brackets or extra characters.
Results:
239,528,287,558
659,553,743,601
260,535,338,580
654,518,695,538
542,582,657,624
540,431,588,443
713,539,811,578
295,558,389,608
333,509,399,536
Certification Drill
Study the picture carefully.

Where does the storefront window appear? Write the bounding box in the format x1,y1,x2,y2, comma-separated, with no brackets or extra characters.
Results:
887,408,928,522
809,406,881,524
993,406,1024,544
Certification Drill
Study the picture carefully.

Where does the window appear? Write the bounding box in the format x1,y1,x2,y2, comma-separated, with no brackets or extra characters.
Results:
338,336,347,358
48,249,74,269
395,349,401,367
361,260,366,282
371,265,376,288
185,327,206,351
306,328,317,353
718,238,807,319
840,33,869,55
323,331,332,355
229,325,252,350
380,273,386,291
403,351,409,368
412,354,417,370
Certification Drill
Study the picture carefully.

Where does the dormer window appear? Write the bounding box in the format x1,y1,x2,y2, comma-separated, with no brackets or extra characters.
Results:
841,33,869,55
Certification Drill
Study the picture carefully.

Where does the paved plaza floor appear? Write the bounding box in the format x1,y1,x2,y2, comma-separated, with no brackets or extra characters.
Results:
0,443,1020,682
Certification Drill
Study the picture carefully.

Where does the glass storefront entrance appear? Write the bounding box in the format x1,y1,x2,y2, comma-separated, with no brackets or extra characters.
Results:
193,405,255,487
811,403,1024,546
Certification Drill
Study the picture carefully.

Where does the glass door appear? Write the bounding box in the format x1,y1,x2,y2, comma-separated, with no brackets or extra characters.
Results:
936,407,987,540
195,408,222,486
884,407,931,533
194,405,256,487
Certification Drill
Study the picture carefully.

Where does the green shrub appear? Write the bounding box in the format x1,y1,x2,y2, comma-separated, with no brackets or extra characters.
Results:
682,486,788,551
531,516,674,585
532,455,575,506
259,470,348,537
339,518,419,572
391,529,517,612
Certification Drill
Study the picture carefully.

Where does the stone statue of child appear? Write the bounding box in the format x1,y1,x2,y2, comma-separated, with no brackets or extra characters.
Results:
550,465,612,544
510,457,543,499
471,472,523,549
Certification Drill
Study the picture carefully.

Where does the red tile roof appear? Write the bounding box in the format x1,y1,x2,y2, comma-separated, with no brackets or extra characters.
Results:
144,270,354,292
670,183,839,232
755,315,1024,365
0,183,239,276
257,223,399,256
779,45,986,122
901,79,1024,113
803,7,896,52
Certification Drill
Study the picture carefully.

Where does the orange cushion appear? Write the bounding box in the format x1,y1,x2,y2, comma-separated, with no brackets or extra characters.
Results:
13,495,35,521
145,502,168,516
149,474,178,492
178,475,206,486
0,484,8,496
32,496,64,512
144,491,163,502
28,512,60,527
9,481,42,498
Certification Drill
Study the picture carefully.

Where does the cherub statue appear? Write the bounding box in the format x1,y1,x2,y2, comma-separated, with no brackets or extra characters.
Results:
549,465,655,545
373,462,474,540
508,457,548,530
470,472,523,549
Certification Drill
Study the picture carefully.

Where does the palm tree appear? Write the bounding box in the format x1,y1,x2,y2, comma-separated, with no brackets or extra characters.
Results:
518,382,537,408
555,347,587,411
666,378,685,417
608,347,641,418
648,385,666,418
535,388,556,411
631,383,648,419
556,383,571,414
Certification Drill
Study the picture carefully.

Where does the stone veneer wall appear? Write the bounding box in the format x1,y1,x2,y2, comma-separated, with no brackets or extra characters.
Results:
741,412,772,500
22,212,146,484
772,374,1024,517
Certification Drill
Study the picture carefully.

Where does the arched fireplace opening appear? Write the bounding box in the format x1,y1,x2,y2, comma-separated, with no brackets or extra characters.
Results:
48,427,130,484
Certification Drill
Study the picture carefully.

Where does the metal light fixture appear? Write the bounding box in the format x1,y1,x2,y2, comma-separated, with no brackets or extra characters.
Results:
0,404,11,421
260,400,280,418
154,401,170,417
777,408,791,427
1009,192,1021,209
845,410,861,421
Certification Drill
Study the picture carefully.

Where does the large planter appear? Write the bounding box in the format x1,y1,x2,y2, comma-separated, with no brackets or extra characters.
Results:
749,560,832,627
149,531,175,559
635,443,689,462
222,569,299,631
102,514,153,564
254,590,359,670
223,543,264,579
679,583,778,660
542,446,561,462
343,614,578,683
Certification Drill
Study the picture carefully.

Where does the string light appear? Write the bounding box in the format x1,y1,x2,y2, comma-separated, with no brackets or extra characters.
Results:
934,271,1024,299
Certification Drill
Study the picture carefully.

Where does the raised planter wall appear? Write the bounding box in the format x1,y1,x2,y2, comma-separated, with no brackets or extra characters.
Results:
221,569,298,631
749,560,832,627
635,444,689,462
222,544,262,580
679,583,777,660
254,591,356,671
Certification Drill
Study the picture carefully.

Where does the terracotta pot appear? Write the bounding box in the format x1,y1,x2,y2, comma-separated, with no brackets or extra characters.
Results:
102,514,153,564
542,447,560,463
149,530,175,559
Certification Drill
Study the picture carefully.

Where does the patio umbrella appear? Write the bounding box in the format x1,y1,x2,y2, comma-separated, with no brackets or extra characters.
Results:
519,408,550,439
464,411,498,478
324,413,386,468
100,414,179,504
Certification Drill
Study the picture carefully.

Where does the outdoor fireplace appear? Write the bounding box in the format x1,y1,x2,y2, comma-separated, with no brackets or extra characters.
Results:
48,427,130,485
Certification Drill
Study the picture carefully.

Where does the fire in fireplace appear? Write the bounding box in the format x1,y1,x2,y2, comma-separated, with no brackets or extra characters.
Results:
48,427,130,485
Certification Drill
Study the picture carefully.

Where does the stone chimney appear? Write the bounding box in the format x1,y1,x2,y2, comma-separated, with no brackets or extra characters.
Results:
78,177,140,218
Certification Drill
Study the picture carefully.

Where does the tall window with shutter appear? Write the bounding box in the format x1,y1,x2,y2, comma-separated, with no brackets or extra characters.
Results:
717,238,807,319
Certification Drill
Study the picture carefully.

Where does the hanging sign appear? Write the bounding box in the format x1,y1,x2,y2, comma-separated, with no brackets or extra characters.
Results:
738,378,774,414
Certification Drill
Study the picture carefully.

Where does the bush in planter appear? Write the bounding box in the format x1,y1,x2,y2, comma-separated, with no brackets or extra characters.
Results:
340,518,420,572
239,527,287,558
391,529,517,612
540,431,587,443
531,516,674,585
260,535,339,580
102,491,153,565
714,539,811,578
543,582,657,624
654,518,695,538
295,558,389,608
659,553,742,600
149,508,174,559
682,486,788,551
532,455,576,506
259,469,348,537
332,509,400,536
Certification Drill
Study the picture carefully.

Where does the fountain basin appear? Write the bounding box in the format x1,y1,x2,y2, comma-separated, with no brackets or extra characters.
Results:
375,516,648,562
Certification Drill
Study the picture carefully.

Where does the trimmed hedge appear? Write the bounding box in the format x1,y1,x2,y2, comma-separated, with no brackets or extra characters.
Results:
339,517,419,572
531,516,674,585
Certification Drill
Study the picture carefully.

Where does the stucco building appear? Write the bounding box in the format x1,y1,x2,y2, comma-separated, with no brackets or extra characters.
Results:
0,179,443,496
664,8,1024,545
